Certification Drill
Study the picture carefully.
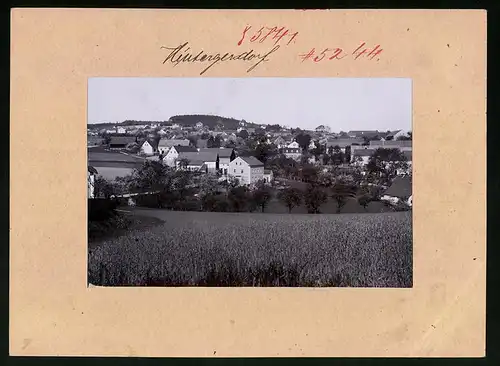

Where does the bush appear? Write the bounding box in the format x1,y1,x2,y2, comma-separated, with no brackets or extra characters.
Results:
88,198,119,221
88,212,132,241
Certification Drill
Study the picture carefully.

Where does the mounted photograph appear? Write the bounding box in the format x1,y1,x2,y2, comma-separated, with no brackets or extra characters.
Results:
87,77,413,288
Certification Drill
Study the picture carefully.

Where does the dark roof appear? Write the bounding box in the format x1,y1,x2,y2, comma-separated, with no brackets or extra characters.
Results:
88,166,98,174
326,138,364,147
198,147,234,158
173,145,198,153
403,151,412,161
383,176,412,198
264,169,273,174
158,138,189,148
196,139,208,148
109,136,136,145
348,130,379,136
141,139,159,150
178,151,218,163
239,156,264,167
370,140,412,148
353,148,376,157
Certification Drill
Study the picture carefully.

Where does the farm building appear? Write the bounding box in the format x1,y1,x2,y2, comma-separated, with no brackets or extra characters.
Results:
163,145,199,167
198,148,236,176
108,136,137,149
381,176,413,207
228,156,264,185
326,138,364,152
176,151,219,173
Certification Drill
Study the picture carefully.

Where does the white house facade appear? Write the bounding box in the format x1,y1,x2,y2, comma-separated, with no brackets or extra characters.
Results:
139,140,155,155
228,156,264,185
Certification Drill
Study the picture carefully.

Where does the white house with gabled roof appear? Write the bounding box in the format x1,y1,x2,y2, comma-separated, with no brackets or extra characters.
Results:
228,156,264,185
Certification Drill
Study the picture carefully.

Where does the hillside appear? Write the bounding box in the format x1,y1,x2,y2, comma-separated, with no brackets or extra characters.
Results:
168,114,260,130
89,115,262,130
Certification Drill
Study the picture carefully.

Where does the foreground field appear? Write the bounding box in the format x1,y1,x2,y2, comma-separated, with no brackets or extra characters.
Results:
88,210,412,287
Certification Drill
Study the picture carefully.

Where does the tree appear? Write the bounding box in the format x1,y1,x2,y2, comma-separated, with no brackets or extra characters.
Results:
366,148,409,185
310,141,325,160
253,142,277,164
322,154,330,165
213,135,222,148
187,135,199,147
327,145,334,155
300,164,319,183
344,146,352,164
237,129,249,139
93,176,116,199
331,181,357,213
177,158,190,170
207,135,215,148
201,132,210,139
228,186,249,212
303,185,328,214
277,187,302,213
251,180,272,212
358,193,372,211
295,133,312,151
331,145,344,166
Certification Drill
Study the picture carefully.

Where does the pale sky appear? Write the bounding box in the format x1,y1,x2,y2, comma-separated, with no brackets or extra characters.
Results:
88,78,412,132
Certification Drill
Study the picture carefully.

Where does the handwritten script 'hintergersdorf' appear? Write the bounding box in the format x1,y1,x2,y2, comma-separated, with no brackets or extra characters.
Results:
161,42,280,75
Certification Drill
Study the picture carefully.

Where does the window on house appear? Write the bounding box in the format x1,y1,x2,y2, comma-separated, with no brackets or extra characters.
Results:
234,169,236,173
241,169,243,173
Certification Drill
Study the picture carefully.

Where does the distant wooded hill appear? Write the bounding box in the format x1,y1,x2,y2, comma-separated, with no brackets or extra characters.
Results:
89,115,262,130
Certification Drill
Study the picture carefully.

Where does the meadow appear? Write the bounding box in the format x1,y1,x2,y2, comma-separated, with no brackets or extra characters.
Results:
88,210,412,287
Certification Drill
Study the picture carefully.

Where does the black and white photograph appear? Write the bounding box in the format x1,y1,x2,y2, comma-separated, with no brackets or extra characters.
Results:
87,77,413,288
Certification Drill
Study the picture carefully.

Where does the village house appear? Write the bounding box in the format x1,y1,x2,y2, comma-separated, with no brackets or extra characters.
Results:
115,126,126,134
281,147,302,160
274,136,286,148
108,136,137,149
382,130,407,141
157,138,190,154
139,139,158,155
163,145,198,167
228,156,264,185
176,151,219,173
381,176,413,207
196,121,204,129
352,149,375,166
198,148,236,175
308,140,317,150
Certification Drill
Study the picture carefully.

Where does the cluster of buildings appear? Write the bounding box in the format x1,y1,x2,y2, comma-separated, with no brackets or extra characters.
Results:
87,122,412,201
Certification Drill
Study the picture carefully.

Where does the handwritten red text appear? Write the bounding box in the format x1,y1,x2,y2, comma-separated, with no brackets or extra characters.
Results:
299,42,383,62
238,26,299,47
